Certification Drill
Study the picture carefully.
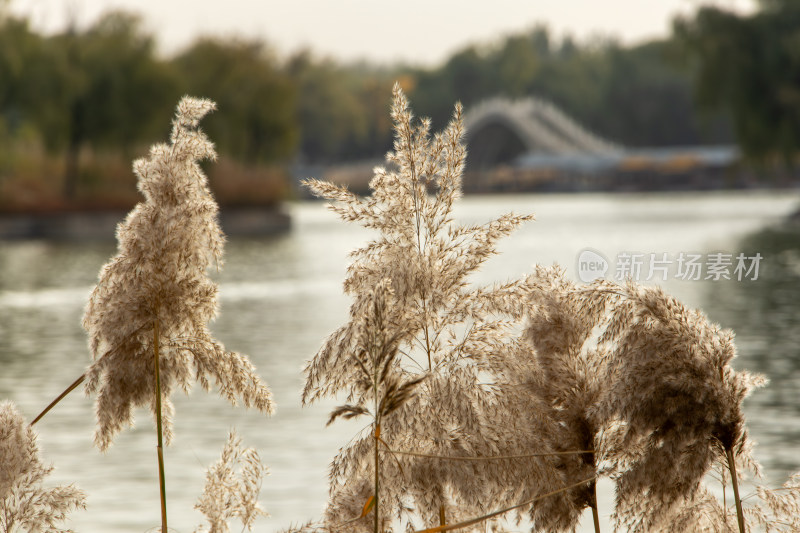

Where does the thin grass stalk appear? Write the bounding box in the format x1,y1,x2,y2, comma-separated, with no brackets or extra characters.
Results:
406,140,433,372
154,318,168,533
385,448,595,461
422,309,432,371
723,474,727,509
373,346,381,533
374,423,381,533
588,440,600,532
30,373,86,426
726,447,746,533
33,323,147,427
412,476,597,533
591,499,601,533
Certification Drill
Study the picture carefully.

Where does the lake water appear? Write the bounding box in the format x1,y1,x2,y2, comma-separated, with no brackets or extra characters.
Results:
1,191,799,532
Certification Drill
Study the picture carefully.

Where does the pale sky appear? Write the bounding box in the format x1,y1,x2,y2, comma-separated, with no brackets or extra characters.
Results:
10,0,757,66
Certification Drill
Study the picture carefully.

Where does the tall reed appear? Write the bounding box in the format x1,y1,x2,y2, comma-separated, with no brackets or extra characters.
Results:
324,280,426,532
297,85,800,533
4,88,799,533
303,86,582,531
81,96,274,530
592,282,764,531
511,266,615,531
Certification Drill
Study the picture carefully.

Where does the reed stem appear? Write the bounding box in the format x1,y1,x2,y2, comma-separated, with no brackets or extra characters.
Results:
412,476,596,533
588,474,601,533
154,319,168,533
32,324,147,426
374,423,380,533
591,501,601,533
726,447,746,533
31,373,85,426
386,448,595,460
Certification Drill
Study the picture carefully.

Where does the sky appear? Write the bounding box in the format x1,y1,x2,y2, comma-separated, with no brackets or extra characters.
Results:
10,0,757,66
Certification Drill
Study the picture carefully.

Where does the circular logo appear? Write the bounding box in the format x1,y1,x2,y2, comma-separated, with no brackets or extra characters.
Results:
577,249,609,282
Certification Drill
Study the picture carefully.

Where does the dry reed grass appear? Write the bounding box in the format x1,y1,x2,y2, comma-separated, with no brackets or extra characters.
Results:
0,401,86,533
295,86,800,533
3,89,800,533
194,430,269,533
82,96,274,451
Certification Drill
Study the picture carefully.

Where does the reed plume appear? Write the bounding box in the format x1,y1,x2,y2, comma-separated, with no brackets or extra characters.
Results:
194,430,269,533
649,465,800,533
512,265,617,532
81,96,275,532
297,85,792,532
593,282,766,532
0,401,86,533
303,85,566,531
508,268,783,532
82,96,274,452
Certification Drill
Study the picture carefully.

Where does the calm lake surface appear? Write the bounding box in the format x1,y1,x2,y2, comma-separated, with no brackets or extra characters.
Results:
1,191,799,532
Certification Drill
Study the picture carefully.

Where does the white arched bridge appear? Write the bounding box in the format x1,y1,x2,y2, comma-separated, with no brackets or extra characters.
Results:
463,97,623,168
462,96,738,191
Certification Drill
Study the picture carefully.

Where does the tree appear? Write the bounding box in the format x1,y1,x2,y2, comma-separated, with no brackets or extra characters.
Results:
173,38,297,164
407,27,725,149
493,34,540,97
0,16,40,134
592,41,726,147
286,51,368,163
0,14,43,177
34,11,178,199
675,3,800,163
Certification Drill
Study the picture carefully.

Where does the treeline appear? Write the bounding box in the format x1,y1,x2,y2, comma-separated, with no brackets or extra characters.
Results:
1,11,720,168
411,1,800,165
0,2,797,209
675,0,800,163
407,29,731,150
0,10,301,208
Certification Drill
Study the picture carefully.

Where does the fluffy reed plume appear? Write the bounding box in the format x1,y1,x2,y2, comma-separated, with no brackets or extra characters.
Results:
0,401,86,533
510,267,782,532
300,84,791,532
82,96,274,451
513,265,617,532
303,85,545,530
593,282,766,532
194,430,269,533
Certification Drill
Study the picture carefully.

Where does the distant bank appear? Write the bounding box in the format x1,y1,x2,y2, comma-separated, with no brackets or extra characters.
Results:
0,206,291,241
307,159,800,196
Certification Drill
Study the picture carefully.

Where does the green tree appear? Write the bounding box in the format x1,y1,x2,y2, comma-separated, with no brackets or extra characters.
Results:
0,14,44,167
173,38,297,164
0,17,36,130
286,51,368,163
422,45,496,123
527,39,613,133
353,73,396,158
493,34,541,97
591,41,726,146
675,3,800,163
32,11,178,198
408,27,730,149
283,52,397,163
